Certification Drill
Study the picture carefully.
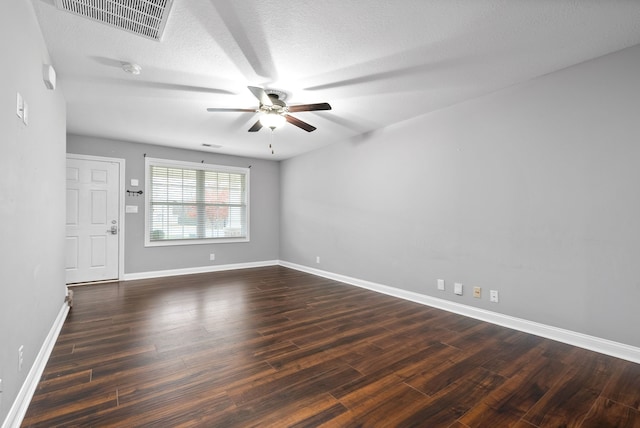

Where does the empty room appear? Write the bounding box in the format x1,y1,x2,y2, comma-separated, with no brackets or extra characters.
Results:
2,0,640,427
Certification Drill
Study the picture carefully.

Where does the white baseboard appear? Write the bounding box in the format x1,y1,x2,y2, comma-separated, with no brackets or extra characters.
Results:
122,260,279,281
279,261,640,364
2,302,70,428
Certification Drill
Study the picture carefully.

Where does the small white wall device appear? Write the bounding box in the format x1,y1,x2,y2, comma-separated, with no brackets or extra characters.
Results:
43,64,56,90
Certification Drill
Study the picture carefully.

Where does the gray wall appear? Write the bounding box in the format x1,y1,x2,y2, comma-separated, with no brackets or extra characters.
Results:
67,135,280,274
0,0,67,422
280,44,640,348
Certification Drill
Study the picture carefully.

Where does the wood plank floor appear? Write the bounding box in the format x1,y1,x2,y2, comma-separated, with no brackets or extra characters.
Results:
22,266,640,427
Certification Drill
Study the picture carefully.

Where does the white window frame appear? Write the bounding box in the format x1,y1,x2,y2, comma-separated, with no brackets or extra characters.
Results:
144,157,250,246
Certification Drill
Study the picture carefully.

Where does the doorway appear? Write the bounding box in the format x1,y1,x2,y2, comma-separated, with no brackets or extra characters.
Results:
65,154,125,284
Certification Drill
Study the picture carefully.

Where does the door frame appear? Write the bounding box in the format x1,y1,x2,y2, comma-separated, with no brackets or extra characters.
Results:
66,153,126,282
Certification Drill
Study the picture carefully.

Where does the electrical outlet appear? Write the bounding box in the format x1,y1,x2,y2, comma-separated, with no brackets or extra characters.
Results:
18,345,24,372
209,253,215,261
454,282,463,296
473,287,481,298
437,279,445,291
490,290,499,303
316,256,320,264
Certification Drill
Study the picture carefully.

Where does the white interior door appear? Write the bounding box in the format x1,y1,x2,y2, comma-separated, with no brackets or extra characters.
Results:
66,157,120,284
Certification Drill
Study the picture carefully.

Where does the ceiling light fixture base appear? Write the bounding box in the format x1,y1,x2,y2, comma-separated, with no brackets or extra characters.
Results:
122,62,142,75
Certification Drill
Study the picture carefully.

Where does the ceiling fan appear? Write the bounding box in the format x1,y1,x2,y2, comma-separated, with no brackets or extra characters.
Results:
207,86,331,132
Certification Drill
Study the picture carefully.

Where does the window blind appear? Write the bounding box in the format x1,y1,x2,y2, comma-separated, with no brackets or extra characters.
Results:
146,158,249,245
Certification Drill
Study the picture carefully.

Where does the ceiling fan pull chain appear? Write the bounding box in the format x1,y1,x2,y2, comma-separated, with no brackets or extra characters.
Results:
269,128,275,155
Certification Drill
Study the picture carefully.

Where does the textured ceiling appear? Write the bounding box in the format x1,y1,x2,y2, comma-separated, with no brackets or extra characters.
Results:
31,0,640,160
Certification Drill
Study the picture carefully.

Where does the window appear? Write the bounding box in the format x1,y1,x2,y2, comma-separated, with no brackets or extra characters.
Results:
145,158,249,246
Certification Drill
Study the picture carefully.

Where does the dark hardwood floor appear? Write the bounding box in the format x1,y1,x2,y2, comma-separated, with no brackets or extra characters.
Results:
22,266,640,427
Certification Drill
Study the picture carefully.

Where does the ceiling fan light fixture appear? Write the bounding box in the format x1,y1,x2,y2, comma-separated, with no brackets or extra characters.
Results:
260,113,286,129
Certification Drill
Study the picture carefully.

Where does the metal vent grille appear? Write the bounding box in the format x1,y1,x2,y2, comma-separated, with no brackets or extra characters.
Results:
55,0,174,41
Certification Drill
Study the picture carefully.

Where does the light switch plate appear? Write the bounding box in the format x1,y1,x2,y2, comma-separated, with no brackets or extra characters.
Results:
16,92,24,119
454,282,463,295
130,179,139,186
125,205,138,213
22,101,28,125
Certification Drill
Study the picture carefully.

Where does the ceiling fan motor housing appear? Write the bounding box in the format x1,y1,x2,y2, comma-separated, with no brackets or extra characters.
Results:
262,96,288,115
264,89,288,102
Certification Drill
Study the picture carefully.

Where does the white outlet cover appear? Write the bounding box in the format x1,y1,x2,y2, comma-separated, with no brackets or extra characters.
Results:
454,283,463,295
18,345,24,371
490,290,499,303
437,279,445,291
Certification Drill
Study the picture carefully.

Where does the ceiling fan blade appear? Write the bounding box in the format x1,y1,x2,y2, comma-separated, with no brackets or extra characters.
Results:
288,103,332,113
207,108,256,112
248,120,263,132
285,115,316,132
248,86,273,106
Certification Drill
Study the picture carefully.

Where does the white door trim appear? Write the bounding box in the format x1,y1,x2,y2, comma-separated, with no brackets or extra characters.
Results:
67,153,126,281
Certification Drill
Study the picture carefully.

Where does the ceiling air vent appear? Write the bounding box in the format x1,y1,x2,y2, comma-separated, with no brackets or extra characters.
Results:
55,0,174,41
